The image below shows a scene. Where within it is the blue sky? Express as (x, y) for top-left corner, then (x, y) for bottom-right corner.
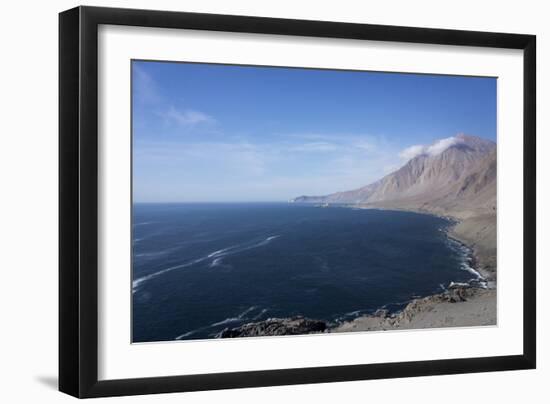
(132, 61), (496, 202)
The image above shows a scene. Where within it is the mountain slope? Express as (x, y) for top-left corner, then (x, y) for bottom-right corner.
(292, 134), (496, 219)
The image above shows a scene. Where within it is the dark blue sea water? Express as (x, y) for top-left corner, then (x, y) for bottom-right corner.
(132, 203), (475, 342)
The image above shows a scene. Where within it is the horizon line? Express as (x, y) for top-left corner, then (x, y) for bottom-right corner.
(133, 200), (291, 204)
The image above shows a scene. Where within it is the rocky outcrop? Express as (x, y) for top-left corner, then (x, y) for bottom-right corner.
(217, 316), (326, 338)
(215, 285), (495, 338)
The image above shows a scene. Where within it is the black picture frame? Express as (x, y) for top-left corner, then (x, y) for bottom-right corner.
(59, 5), (536, 398)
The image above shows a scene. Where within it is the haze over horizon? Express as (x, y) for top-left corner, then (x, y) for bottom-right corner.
(132, 61), (496, 203)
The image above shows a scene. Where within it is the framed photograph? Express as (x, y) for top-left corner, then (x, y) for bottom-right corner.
(59, 6), (536, 398)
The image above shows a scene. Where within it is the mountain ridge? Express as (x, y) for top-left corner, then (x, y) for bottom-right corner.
(292, 134), (496, 218)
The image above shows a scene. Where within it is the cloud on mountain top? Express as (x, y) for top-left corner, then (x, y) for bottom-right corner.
(399, 136), (463, 161)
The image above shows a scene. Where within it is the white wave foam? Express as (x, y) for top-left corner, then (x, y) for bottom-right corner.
(133, 235), (281, 291)
(211, 317), (241, 327)
(209, 257), (223, 267)
(210, 306), (261, 328)
(345, 310), (363, 317)
(175, 307), (264, 340)
(238, 306), (257, 319)
(207, 247), (234, 258)
(460, 262), (484, 279)
(206, 235), (280, 268)
(449, 281), (470, 288)
(252, 309), (268, 320)
(135, 250), (171, 258)
(207, 236), (279, 260)
(477, 281), (489, 289)
(133, 221), (154, 227)
(132, 256), (207, 290)
(175, 330), (197, 340)
(446, 235), (485, 282)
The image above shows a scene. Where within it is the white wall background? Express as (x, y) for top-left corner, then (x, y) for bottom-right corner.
(0, 0), (546, 402)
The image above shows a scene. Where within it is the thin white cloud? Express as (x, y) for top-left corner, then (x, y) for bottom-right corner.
(133, 65), (162, 105)
(133, 65), (215, 128)
(399, 136), (463, 161)
(133, 132), (406, 201)
(279, 133), (382, 156)
(161, 106), (214, 126)
(134, 140), (266, 177)
(353, 140), (376, 152)
(288, 142), (340, 153)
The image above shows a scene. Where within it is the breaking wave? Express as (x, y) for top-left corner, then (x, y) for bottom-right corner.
(252, 308), (268, 320)
(210, 317), (242, 327)
(446, 235), (485, 282)
(174, 306), (266, 340)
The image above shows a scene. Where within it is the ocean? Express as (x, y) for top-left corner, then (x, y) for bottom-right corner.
(132, 203), (476, 342)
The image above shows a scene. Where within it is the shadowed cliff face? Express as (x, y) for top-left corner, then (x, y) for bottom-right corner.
(292, 134), (496, 219)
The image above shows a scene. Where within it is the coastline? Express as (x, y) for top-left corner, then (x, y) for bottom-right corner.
(218, 205), (497, 339)
(218, 283), (497, 338)
(327, 205), (497, 334)
(447, 214), (497, 282)
(353, 204), (496, 281)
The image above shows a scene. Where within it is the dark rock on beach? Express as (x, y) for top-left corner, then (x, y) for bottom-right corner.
(217, 316), (326, 338)
(215, 285), (495, 338)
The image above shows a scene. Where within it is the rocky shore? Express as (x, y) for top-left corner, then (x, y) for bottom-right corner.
(217, 316), (326, 338)
(217, 283), (496, 338)
(331, 285), (496, 333)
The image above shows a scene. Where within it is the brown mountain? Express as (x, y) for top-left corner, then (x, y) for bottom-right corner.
(292, 134), (496, 219)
